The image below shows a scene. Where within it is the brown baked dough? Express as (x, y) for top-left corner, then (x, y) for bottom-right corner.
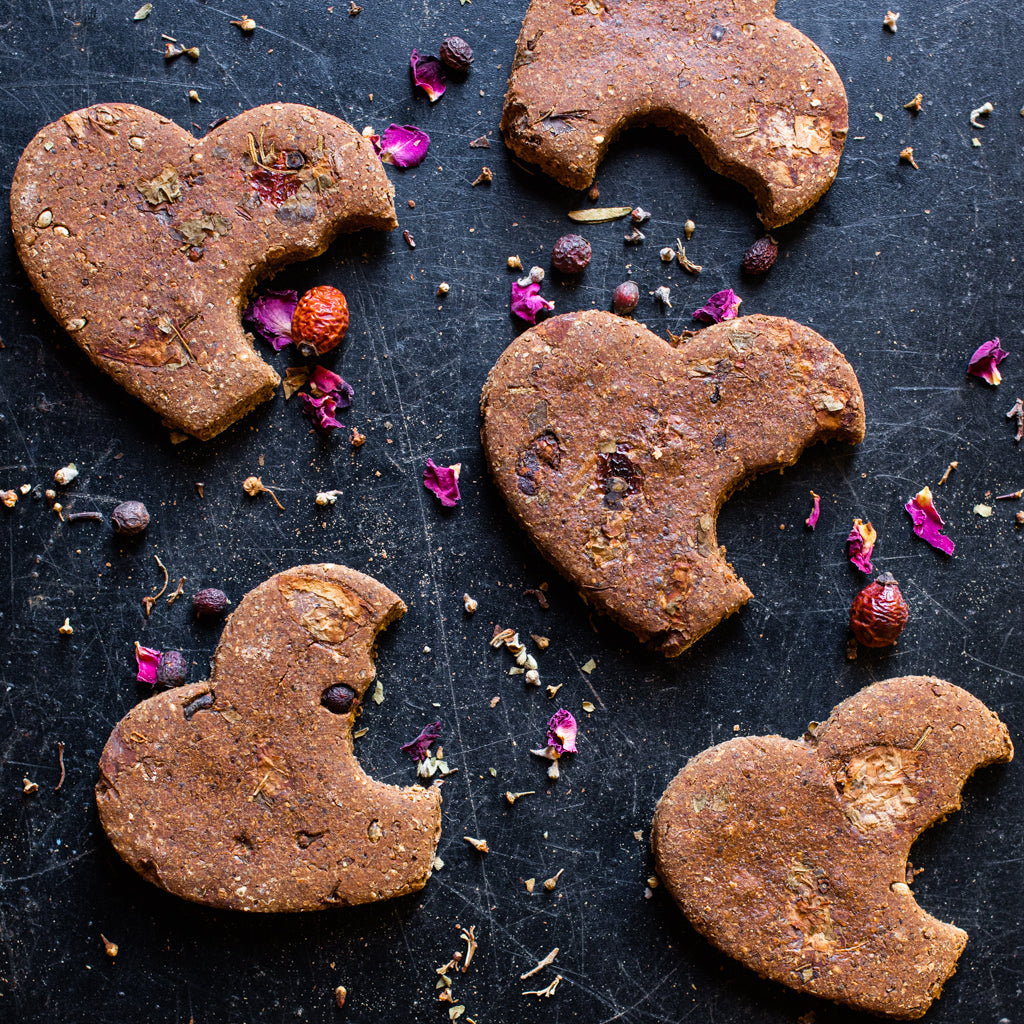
(501, 0), (848, 227)
(96, 564), (441, 912)
(652, 676), (1014, 1018)
(480, 310), (864, 656)
(11, 103), (397, 439)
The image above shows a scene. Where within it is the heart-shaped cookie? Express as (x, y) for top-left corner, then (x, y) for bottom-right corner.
(11, 103), (397, 439)
(652, 677), (1014, 1018)
(480, 310), (864, 656)
(501, 0), (848, 227)
(96, 564), (441, 912)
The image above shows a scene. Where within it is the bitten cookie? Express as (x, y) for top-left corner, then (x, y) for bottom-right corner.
(651, 677), (1014, 1018)
(480, 310), (864, 656)
(11, 103), (397, 439)
(96, 564), (441, 912)
(501, 0), (848, 227)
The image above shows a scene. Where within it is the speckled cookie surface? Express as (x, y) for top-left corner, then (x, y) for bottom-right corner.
(652, 677), (1014, 1018)
(501, 0), (848, 227)
(11, 103), (397, 439)
(96, 564), (441, 912)
(480, 310), (864, 656)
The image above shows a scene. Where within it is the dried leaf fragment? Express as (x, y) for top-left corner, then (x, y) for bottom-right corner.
(567, 206), (632, 223)
(133, 3), (152, 19)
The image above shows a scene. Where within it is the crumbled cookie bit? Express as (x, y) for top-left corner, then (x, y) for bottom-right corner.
(1, 490), (17, 508)
(334, 985), (347, 1008)
(54, 463), (78, 486)
(463, 593), (478, 614)
(351, 427), (366, 447)
(464, 836), (489, 853)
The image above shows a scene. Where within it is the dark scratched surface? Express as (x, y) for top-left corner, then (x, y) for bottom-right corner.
(0, 1), (1022, 1022)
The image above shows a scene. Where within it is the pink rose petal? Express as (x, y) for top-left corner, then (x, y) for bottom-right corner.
(309, 365), (343, 397)
(967, 337), (1008, 386)
(300, 392), (343, 431)
(546, 709), (578, 755)
(400, 720), (442, 762)
(134, 642), (161, 686)
(805, 491), (821, 530)
(375, 124), (431, 168)
(511, 279), (554, 324)
(424, 459), (461, 507)
(847, 518), (877, 573)
(905, 485), (955, 555)
(243, 288), (297, 350)
(692, 288), (742, 323)
(410, 49), (446, 102)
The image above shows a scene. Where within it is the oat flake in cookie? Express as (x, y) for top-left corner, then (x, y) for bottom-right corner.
(651, 677), (1014, 1018)
(11, 103), (397, 439)
(501, 0), (848, 228)
(96, 564), (441, 912)
(480, 310), (864, 657)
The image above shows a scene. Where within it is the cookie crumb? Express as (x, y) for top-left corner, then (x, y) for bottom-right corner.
(525, 877), (536, 893)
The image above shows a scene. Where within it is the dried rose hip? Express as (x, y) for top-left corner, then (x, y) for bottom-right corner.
(156, 650), (188, 687)
(111, 500), (150, 536)
(551, 233), (592, 275)
(291, 285), (350, 358)
(439, 35), (473, 71)
(849, 573), (909, 647)
(321, 683), (357, 714)
(193, 587), (230, 618)
(611, 281), (639, 316)
(742, 236), (779, 274)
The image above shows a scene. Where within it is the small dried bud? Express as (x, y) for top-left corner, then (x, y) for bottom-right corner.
(334, 986), (348, 1010)
(525, 668), (540, 686)
(1, 489), (17, 508)
(111, 500), (150, 536)
(741, 236), (779, 274)
(100, 935), (118, 959)
(156, 650), (188, 687)
(437, 281), (450, 297)
(463, 593), (478, 614)
(683, 219), (696, 239)
(551, 234), (591, 274)
(654, 285), (672, 309)
(528, 266), (545, 283)
(899, 145), (918, 169)
(507, 255), (523, 271)
(184, 46), (200, 59)
(623, 227), (645, 244)
(231, 16), (257, 31)
(315, 490), (342, 506)
(631, 206), (650, 224)
(45, 489), (56, 501)
(193, 587), (230, 618)
(611, 281), (640, 316)
(904, 93), (923, 112)
(188, 89), (201, 102)
(59, 617), (74, 636)
(464, 836), (489, 853)
(242, 475), (284, 509)
(23, 777), (39, 794)
(54, 463), (78, 486)
(439, 35), (474, 72)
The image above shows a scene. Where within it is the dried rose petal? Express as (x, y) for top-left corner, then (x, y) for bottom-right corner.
(374, 124), (431, 168)
(546, 709), (578, 755)
(309, 365), (343, 397)
(410, 49), (446, 102)
(424, 458), (461, 507)
(243, 288), (298, 350)
(300, 392), (342, 431)
(400, 720), (442, 762)
(511, 279), (554, 324)
(967, 337), (1008, 386)
(134, 642), (161, 686)
(692, 288), (742, 324)
(847, 518), (877, 573)
(805, 491), (821, 529)
(905, 485), (955, 555)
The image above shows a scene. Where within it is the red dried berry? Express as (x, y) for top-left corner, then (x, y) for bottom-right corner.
(849, 573), (910, 647)
(193, 587), (230, 618)
(111, 500), (150, 536)
(551, 234), (592, 275)
(291, 285), (350, 358)
(741, 236), (779, 274)
(156, 650), (188, 688)
(611, 281), (639, 316)
(439, 35), (473, 72)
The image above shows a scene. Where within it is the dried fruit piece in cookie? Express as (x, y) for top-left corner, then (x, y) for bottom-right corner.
(11, 103), (396, 440)
(96, 564), (441, 911)
(652, 676), (1013, 1018)
(481, 311), (864, 657)
(501, 0), (848, 228)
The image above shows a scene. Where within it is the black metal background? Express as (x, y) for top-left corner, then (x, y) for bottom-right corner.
(0, 2), (1021, 1022)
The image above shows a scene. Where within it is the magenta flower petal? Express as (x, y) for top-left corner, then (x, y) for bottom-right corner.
(967, 337), (1008, 386)
(410, 49), (446, 102)
(511, 280), (554, 324)
(400, 720), (442, 762)
(424, 458), (461, 507)
(310, 365), (343, 397)
(546, 709), (578, 755)
(134, 642), (161, 686)
(243, 288), (297, 350)
(805, 491), (821, 530)
(847, 518), (877, 573)
(905, 486), (955, 555)
(692, 288), (742, 323)
(375, 124), (431, 168)
(300, 392), (343, 431)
